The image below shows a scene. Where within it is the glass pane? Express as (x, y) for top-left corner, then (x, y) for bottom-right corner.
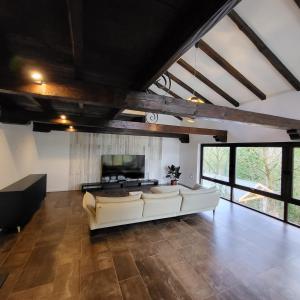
(233, 188), (284, 219)
(292, 148), (300, 200)
(235, 147), (282, 195)
(202, 147), (230, 182)
(202, 179), (231, 200)
(288, 204), (300, 226)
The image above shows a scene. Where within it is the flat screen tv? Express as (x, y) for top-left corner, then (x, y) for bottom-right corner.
(101, 155), (145, 179)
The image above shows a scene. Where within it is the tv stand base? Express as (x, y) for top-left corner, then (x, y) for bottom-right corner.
(81, 179), (158, 193)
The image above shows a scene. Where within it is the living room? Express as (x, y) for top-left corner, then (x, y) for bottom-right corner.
(1, 0), (300, 299)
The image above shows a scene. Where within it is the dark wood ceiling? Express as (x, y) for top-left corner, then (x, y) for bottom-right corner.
(0, 0), (240, 140)
(0, 0), (239, 89)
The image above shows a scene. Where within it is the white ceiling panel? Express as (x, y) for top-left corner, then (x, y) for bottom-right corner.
(235, 0), (300, 80)
(182, 47), (257, 104)
(203, 15), (292, 98)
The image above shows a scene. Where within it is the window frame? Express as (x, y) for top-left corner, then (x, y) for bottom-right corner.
(200, 142), (300, 228)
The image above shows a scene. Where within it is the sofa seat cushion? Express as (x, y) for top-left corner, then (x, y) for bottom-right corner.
(96, 193), (141, 203)
(180, 187), (219, 212)
(142, 191), (179, 199)
(143, 195), (182, 217)
(96, 200), (144, 224)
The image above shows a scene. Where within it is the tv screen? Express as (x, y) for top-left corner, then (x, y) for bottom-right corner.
(101, 155), (145, 179)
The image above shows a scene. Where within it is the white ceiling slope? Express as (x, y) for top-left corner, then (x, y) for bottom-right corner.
(151, 0), (300, 108)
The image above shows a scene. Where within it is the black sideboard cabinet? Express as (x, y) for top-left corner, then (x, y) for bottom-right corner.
(0, 174), (47, 232)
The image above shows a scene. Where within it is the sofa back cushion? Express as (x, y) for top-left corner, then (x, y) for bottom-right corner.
(180, 187), (219, 212)
(192, 184), (203, 190)
(143, 195), (182, 217)
(96, 193), (141, 203)
(150, 186), (180, 194)
(129, 191), (143, 197)
(96, 200), (144, 224)
(142, 191), (179, 199)
(180, 187), (217, 196)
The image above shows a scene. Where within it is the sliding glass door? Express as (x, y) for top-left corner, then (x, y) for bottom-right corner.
(200, 143), (300, 227)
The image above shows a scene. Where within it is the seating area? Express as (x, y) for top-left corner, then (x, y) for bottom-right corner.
(83, 185), (219, 230)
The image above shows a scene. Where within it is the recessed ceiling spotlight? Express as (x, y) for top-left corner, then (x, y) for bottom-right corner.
(187, 96), (204, 104)
(60, 115), (67, 120)
(69, 125), (74, 130)
(30, 71), (44, 84)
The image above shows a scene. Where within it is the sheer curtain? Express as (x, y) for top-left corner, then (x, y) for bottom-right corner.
(69, 133), (162, 190)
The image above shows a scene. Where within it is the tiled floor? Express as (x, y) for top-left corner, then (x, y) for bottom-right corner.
(1, 190), (300, 299)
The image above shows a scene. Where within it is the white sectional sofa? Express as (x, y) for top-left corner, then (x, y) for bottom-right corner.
(82, 185), (219, 231)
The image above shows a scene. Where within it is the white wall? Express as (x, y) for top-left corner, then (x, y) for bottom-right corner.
(0, 123), (70, 192)
(0, 116), (181, 191)
(158, 114), (181, 183)
(179, 91), (300, 187)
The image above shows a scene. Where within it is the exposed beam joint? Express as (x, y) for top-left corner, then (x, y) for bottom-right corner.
(154, 83), (183, 121)
(155, 82), (180, 99)
(229, 10), (300, 90)
(137, 0), (241, 89)
(177, 58), (239, 107)
(1, 108), (222, 137)
(1, 81), (300, 130)
(196, 40), (266, 100)
(166, 72), (213, 104)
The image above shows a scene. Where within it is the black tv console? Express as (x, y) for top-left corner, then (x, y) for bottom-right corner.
(81, 179), (158, 193)
(0, 174), (47, 232)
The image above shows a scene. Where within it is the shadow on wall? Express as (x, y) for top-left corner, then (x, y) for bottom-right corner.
(0, 123), (38, 189)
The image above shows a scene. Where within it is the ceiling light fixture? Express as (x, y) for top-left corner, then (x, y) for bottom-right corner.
(30, 71), (44, 84)
(69, 126), (74, 130)
(60, 115), (67, 120)
(187, 96), (205, 104)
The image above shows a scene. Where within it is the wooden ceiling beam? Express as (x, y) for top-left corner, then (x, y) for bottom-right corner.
(153, 83), (183, 121)
(136, 0), (240, 89)
(1, 80), (300, 130)
(155, 82), (180, 99)
(177, 58), (240, 107)
(196, 40), (266, 100)
(166, 72), (213, 104)
(32, 122), (191, 142)
(229, 10), (300, 91)
(66, 0), (83, 78)
(295, 0), (300, 8)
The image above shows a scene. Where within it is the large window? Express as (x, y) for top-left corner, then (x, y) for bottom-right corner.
(288, 204), (300, 226)
(233, 189), (284, 219)
(202, 179), (231, 200)
(235, 147), (282, 194)
(202, 146), (230, 182)
(292, 148), (300, 200)
(201, 143), (300, 227)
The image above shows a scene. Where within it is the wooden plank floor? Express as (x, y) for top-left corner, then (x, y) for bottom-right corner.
(1, 190), (300, 299)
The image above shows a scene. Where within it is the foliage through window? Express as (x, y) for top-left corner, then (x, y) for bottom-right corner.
(233, 189), (284, 219)
(235, 147), (282, 195)
(202, 179), (231, 200)
(293, 148), (300, 200)
(288, 204), (300, 226)
(202, 146), (229, 182)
